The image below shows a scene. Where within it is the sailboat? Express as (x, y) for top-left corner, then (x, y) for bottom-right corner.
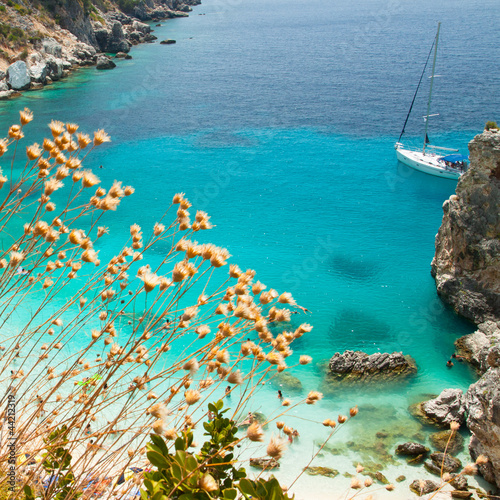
(394, 23), (468, 180)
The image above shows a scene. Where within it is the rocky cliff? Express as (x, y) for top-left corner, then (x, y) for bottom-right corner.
(431, 129), (500, 324)
(0, 0), (200, 98)
(432, 129), (500, 489)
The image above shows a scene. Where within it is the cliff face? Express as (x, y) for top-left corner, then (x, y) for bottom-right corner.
(431, 129), (500, 324)
(432, 129), (500, 488)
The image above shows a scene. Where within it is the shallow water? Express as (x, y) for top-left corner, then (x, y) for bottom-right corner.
(1, 0), (499, 496)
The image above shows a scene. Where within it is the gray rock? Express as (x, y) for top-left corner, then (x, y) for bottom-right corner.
(466, 368), (500, 487)
(0, 71), (5, 80)
(450, 474), (469, 491)
(29, 62), (49, 83)
(0, 80), (8, 92)
(42, 38), (62, 58)
(423, 461), (442, 476)
(0, 90), (18, 100)
(395, 442), (429, 456)
(431, 130), (500, 324)
(96, 55), (116, 70)
(132, 20), (151, 34)
(45, 56), (64, 81)
(430, 452), (462, 473)
(409, 479), (439, 496)
(160, 39), (177, 44)
(328, 350), (417, 381)
(421, 389), (466, 426)
(108, 21), (130, 53)
(6, 61), (31, 90)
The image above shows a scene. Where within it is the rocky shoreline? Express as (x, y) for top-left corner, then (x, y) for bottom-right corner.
(432, 129), (500, 490)
(0, 0), (201, 100)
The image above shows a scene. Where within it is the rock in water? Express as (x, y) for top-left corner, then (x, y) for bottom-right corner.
(328, 350), (416, 382)
(160, 39), (176, 44)
(304, 466), (338, 478)
(395, 442), (429, 456)
(6, 61), (31, 90)
(430, 452), (462, 473)
(96, 55), (116, 70)
(429, 430), (464, 454)
(249, 458), (279, 469)
(419, 389), (466, 426)
(409, 479), (439, 496)
(431, 129), (500, 325)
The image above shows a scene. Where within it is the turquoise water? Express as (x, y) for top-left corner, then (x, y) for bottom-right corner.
(1, 0), (499, 496)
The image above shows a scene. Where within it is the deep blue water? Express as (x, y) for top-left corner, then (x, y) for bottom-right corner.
(1, 0), (499, 494)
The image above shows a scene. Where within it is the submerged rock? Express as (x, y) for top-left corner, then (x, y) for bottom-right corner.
(431, 129), (500, 324)
(395, 442), (429, 456)
(250, 458), (279, 469)
(273, 371), (303, 392)
(328, 350), (417, 382)
(430, 452), (462, 473)
(429, 430), (464, 454)
(304, 466), (338, 478)
(409, 479), (439, 496)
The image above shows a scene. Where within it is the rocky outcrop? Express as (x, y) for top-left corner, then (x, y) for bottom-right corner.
(455, 320), (500, 374)
(6, 61), (31, 90)
(0, 0), (199, 95)
(96, 55), (116, 70)
(431, 130), (500, 324)
(328, 350), (417, 381)
(465, 367), (500, 487)
(412, 389), (466, 427)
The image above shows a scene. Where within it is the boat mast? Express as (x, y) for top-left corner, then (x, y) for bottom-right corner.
(423, 22), (440, 154)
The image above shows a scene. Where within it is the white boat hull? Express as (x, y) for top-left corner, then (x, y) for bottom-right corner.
(396, 147), (463, 180)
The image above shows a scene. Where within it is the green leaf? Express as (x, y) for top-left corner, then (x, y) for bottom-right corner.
(215, 400), (224, 411)
(238, 478), (257, 498)
(185, 455), (198, 472)
(146, 450), (170, 470)
(222, 488), (238, 499)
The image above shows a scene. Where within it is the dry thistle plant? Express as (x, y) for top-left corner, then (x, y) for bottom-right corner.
(0, 110), (338, 499)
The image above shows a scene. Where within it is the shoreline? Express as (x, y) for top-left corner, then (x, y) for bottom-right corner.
(0, 0), (201, 101)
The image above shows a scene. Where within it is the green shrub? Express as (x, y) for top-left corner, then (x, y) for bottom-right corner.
(485, 121), (498, 131)
(143, 401), (293, 500)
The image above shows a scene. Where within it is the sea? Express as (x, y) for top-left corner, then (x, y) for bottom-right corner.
(1, 0), (499, 497)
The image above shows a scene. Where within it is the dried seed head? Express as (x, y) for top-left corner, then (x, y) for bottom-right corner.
(247, 422), (264, 442)
(185, 390), (201, 406)
(266, 435), (287, 460)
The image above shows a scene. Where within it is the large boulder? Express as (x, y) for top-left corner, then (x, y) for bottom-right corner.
(465, 367), (500, 487)
(431, 130), (500, 324)
(131, 20), (151, 34)
(6, 61), (31, 90)
(108, 21), (130, 53)
(45, 56), (64, 81)
(419, 389), (466, 426)
(42, 38), (62, 58)
(96, 55), (116, 70)
(328, 350), (416, 382)
(29, 62), (49, 83)
(455, 320), (500, 374)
